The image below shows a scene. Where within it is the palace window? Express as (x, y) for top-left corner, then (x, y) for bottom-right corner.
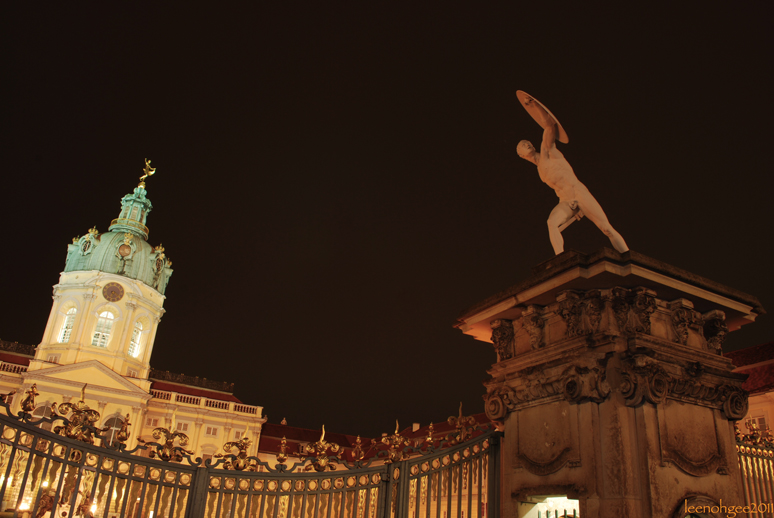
(103, 416), (125, 447)
(126, 369), (138, 378)
(177, 422), (190, 433)
(128, 321), (143, 357)
(234, 430), (243, 440)
(47, 354), (60, 364)
(91, 311), (115, 348)
(31, 405), (54, 431)
(58, 308), (77, 343)
(146, 417), (159, 427)
(205, 426), (218, 437)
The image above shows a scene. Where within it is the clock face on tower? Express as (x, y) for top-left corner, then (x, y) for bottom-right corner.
(102, 282), (125, 302)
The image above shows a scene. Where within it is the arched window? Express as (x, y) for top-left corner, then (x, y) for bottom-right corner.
(31, 404), (54, 431)
(128, 322), (143, 357)
(102, 416), (125, 448)
(57, 308), (77, 343)
(91, 311), (115, 348)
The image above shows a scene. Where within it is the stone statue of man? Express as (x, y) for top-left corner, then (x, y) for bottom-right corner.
(516, 91), (628, 255)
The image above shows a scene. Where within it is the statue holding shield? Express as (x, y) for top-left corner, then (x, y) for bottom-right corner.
(516, 91), (628, 255)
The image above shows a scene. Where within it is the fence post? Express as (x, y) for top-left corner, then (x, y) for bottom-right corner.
(186, 466), (211, 518)
(488, 434), (500, 518)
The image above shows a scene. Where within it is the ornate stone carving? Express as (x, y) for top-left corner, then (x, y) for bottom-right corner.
(485, 358), (609, 417)
(611, 287), (657, 336)
(703, 310), (728, 355)
(561, 362), (610, 404)
(621, 354), (749, 420)
(558, 292), (583, 338)
(670, 299), (700, 345)
(490, 319), (515, 361)
(557, 290), (604, 339)
(620, 360), (671, 406)
(523, 305), (544, 349)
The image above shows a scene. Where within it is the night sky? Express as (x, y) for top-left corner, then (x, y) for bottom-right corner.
(3, 5), (772, 438)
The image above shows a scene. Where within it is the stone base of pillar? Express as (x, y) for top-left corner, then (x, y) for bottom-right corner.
(455, 249), (764, 518)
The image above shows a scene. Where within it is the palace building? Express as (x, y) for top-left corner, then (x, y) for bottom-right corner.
(0, 175), (268, 462)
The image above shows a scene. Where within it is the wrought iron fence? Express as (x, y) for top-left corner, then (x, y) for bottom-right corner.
(0, 400), (500, 518)
(737, 441), (774, 518)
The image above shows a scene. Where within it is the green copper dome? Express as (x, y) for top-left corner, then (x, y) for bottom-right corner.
(64, 185), (173, 295)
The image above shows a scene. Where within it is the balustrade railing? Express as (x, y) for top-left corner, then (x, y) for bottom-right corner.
(0, 362), (27, 374)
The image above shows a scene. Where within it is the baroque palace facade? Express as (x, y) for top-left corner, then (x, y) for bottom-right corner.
(0, 172), (271, 463)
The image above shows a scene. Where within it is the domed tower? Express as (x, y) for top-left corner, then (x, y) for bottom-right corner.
(30, 160), (173, 389)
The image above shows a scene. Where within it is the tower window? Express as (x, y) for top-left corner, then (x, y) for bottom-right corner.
(128, 321), (143, 357)
(91, 311), (115, 348)
(58, 308), (77, 343)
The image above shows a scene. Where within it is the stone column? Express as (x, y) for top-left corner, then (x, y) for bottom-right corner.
(456, 250), (762, 518)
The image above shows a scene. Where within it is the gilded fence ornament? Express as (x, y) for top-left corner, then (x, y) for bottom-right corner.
(53, 398), (101, 444)
(276, 436), (289, 464)
(21, 384), (39, 413)
(381, 420), (411, 464)
(217, 436), (255, 471)
(738, 420), (774, 447)
(299, 425), (341, 472)
(447, 403), (477, 445)
(115, 414), (131, 444)
(150, 427), (194, 462)
(352, 436), (365, 461)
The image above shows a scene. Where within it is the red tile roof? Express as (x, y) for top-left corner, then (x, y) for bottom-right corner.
(0, 352), (31, 366)
(150, 381), (243, 403)
(739, 363), (774, 394)
(725, 341), (774, 368)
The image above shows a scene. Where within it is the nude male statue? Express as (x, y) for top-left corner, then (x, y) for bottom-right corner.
(516, 92), (629, 255)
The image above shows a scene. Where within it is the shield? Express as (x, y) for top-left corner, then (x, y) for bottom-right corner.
(516, 90), (569, 144)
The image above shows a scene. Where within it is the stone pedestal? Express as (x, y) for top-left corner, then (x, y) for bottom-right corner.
(455, 249), (764, 518)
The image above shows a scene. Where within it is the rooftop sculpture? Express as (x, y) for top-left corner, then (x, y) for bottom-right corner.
(516, 91), (628, 255)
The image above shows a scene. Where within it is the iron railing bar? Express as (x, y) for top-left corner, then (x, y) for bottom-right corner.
(272, 483), (283, 518)
(214, 483), (225, 518)
(50, 449), (71, 518)
(64, 454), (87, 518)
(0, 427), (21, 504)
(167, 481), (181, 518)
(151, 480), (166, 518)
(29, 445), (55, 518)
(467, 458), (473, 518)
(456, 462), (463, 518)
(137, 478), (151, 518)
(101, 466), (119, 518)
(117, 472), (133, 518)
(13, 437), (38, 512)
(299, 485), (309, 518)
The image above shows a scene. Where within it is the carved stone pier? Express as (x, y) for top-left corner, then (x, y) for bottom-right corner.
(455, 249), (764, 518)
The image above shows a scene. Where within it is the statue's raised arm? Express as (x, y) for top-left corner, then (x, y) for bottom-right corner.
(515, 90), (629, 255)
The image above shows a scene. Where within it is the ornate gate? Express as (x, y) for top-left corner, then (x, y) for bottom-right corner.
(0, 401), (499, 518)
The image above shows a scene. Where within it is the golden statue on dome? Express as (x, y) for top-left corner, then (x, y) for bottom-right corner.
(139, 158), (156, 187)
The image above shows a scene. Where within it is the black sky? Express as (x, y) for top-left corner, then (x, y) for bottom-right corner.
(3, 4), (772, 438)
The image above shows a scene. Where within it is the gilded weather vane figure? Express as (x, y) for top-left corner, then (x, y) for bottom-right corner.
(139, 158), (156, 187)
(516, 91), (628, 255)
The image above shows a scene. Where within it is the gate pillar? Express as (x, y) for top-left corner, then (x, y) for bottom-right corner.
(455, 250), (763, 518)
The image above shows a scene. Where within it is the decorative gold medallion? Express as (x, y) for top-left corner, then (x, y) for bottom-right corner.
(102, 282), (125, 302)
